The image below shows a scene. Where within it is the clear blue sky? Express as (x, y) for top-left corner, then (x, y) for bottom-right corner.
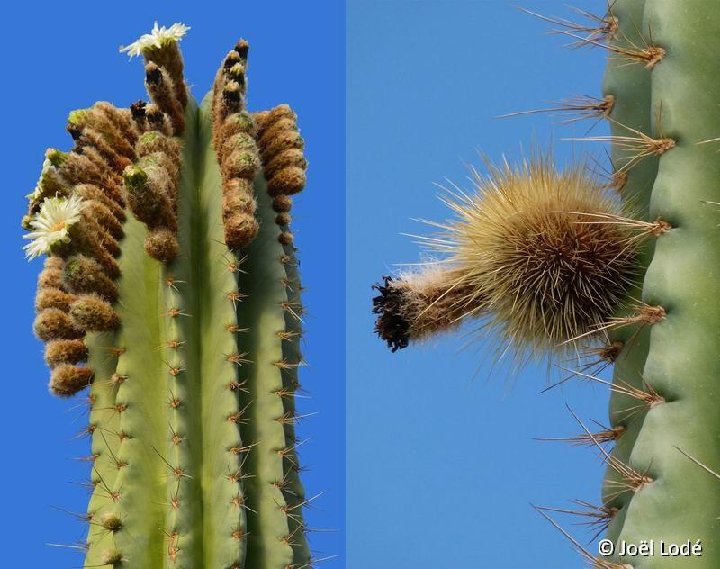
(347, 1), (613, 567)
(0, 1), (344, 566)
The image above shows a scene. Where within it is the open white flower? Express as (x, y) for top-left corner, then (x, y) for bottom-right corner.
(23, 194), (85, 260)
(120, 22), (190, 58)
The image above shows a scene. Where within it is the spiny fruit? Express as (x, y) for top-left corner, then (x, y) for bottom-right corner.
(373, 153), (639, 358)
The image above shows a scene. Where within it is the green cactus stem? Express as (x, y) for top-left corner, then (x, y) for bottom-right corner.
(600, 2), (720, 566)
(24, 23), (312, 569)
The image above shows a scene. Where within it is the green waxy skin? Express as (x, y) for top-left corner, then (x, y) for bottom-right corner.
(605, 2), (720, 566)
(23, 30), (311, 569)
(601, 0), (658, 545)
(80, 95), (310, 568)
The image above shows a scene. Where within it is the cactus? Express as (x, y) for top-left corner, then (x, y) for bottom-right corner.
(24, 23), (314, 568)
(372, 1), (720, 566)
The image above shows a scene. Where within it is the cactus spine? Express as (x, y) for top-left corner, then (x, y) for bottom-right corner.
(25, 24), (312, 568)
(602, 1), (720, 566)
(372, 1), (720, 566)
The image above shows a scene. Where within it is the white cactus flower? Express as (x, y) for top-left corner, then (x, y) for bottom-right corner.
(23, 194), (85, 259)
(120, 22), (190, 58)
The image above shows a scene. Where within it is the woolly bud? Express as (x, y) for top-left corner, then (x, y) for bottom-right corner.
(135, 131), (182, 175)
(267, 167), (306, 197)
(39, 257), (67, 290)
(222, 179), (257, 214)
(145, 62), (185, 134)
(145, 227), (178, 262)
(222, 81), (243, 114)
(255, 104), (295, 133)
(63, 255), (118, 301)
(34, 308), (84, 341)
(123, 165), (174, 229)
(50, 364), (94, 397)
(145, 104), (171, 135)
(224, 215), (259, 250)
(73, 184), (126, 223)
(69, 294), (121, 331)
(35, 287), (76, 312)
(275, 212), (292, 226)
(222, 146), (260, 181)
(264, 148), (308, 180)
(278, 231), (294, 246)
(272, 195), (293, 213)
(260, 130), (304, 159)
(225, 112), (255, 136)
(45, 339), (88, 367)
(82, 201), (124, 240)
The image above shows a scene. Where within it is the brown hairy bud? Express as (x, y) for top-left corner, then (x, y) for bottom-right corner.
(69, 294), (121, 331)
(73, 184), (126, 223)
(50, 364), (94, 396)
(272, 195), (293, 213)
(218, 112), (256, 150)
(145, 104), (172, 136)
(259, 130), (304, 160)
(34, 308), (84, 341)
(123, 165), (175, 230)
(267, 167), (306, 197)
(63, 255), (118, 301)
(135, 132), (182, 178)
(142, 41), (187, 108)
(221, 147), (260, 181)
(264, 148), (308, 180)
(145, 62), (185, 134)
(35, 287), (76, 312)
(223, 214), (259, 250)
(278, 231), (294, 246)
(45, 339), (89, 367)
(145, 228), (178, 262)
(275, 212), (292, 226)
(39, 256), (67, 290)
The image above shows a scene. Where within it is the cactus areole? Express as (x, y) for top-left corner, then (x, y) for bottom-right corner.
(24, 24), (314, 568)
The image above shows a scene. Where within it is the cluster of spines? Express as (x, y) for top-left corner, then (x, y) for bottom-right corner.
(517, 2), (681, 565)
(255, 105), (307, 246)
(211, 40), (263, 250)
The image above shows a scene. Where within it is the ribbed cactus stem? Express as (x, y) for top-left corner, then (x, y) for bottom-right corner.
(601, 0), (659, 543)
(25, 23), (312, 569)
(604, 2), (720, 566)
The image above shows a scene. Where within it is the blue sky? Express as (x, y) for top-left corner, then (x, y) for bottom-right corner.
(347, 1), (614, 567)
(0, 1), (343, 566)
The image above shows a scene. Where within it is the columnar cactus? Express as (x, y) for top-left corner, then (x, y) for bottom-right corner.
(372, 1), (720, 566)
(24, 23), (313, 568)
